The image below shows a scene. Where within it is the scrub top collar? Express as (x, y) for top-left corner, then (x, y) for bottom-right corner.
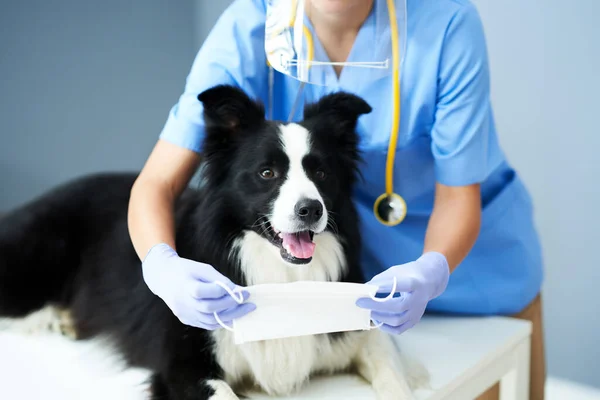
(300, 6), (387, 91)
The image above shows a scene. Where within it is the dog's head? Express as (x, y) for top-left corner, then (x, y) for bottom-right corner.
(197, 85), (371, 266)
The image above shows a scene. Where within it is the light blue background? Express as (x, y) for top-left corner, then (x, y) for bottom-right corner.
(471, 0), (600, 388)
(0, 0), (598, 389)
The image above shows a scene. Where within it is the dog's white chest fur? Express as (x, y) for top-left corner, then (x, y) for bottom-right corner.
(212, 329), (365, 395)
(211, 230), (355, 395)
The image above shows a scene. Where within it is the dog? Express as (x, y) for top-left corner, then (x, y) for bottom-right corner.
(0, 85), (426, 399)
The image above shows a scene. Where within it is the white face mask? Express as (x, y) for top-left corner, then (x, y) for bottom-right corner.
(214, 280), (396, 344)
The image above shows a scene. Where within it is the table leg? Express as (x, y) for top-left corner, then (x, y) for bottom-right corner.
(500, 339), (531, 400)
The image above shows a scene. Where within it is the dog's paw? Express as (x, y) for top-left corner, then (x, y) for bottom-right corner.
(206, 380), (240, 400)
(56, 309), (78, 340)
(400, 352), (431, 391)
(369, 364), (416, 400)
(373, 379), (416, 400)
(1, 306), (77, 339)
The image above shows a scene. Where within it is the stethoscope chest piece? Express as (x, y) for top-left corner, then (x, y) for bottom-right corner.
(373, 192), (407, 226)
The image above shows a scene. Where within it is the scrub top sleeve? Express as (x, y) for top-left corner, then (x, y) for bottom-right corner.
(430, 4), (493, 187)
(159, 0), (268, 153)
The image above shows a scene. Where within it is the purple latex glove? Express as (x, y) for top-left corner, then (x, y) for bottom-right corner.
(356, 252), (450, 335)
(142, 243), (256, 330)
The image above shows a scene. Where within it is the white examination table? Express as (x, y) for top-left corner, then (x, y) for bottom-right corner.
(0, 315), (531, 400)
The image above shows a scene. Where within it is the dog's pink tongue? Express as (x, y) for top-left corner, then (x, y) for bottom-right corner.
(281, 232), (315, 259)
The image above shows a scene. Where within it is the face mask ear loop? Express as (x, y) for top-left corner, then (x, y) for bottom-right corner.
(370, 320), (384, 329)
(212, 281), (245, 332)
(214, 280), (245, 304)
(368, 276), (397, 303)
(214, 312), (235, 332)
(367, 276), (397, 330)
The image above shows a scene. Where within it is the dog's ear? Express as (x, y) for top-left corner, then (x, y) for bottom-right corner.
(303, 92), (372, 133)
(303, 92), (371, 184)
(197, 84), (265, 134)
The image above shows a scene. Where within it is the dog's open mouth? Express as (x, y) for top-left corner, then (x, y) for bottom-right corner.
(263, 224), (316, 265)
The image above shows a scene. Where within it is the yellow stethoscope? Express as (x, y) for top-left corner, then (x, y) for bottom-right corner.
(267, 0), (407, 227)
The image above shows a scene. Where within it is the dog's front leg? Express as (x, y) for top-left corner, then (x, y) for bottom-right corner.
(150, 370), (239, 400)
(354, 329), (416, 400)
(203, 379), (240, 400)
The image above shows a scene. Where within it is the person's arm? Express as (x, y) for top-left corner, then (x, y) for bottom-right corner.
(128, 140), (201, 260)
(424, 2), (492, 273)
(127, 0), (267, 329)
(357, 3), (493, 335)
(128, 0), (268, 261)
(423, 182), (481, 272)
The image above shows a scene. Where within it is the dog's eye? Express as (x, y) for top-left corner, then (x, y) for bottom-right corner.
(315, 170), (326, 180)
(259, 168), (275, 179)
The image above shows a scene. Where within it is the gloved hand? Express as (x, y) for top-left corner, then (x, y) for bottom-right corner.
(356, 252), (450, 335)
(142, 243), (256, 330)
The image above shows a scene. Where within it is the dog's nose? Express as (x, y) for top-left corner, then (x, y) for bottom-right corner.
(295, 199), (323, 224)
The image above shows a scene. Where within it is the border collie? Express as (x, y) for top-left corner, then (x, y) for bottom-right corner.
(0, 85), (424, 399)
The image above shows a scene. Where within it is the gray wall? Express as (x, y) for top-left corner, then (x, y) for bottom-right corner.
(194, 1), (232, 52)
(1, 0), (598, 389)
(471, 0), (600, 388)
(0, 0), (196, 210)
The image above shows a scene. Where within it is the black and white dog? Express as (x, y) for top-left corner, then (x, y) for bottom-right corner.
(0, 85), (425, 399)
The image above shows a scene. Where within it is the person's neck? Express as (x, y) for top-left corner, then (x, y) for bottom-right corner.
(308, 1), (373, 76)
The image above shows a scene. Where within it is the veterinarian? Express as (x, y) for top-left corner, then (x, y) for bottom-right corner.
(127, 1), (545, 398)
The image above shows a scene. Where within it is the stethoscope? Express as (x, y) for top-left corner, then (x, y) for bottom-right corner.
(268, 0), (407, 227)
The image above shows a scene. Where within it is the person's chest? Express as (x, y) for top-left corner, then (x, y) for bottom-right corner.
(269, 2), (457, 153)
(265, 1), (461, 203)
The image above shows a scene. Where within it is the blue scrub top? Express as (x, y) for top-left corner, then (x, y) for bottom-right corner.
(159, 0), (544, 315)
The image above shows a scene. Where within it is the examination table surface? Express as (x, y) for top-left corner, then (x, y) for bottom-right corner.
(0, 315), (532, 400)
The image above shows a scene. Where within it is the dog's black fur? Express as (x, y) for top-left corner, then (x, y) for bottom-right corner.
(0, 85), (373, 399)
